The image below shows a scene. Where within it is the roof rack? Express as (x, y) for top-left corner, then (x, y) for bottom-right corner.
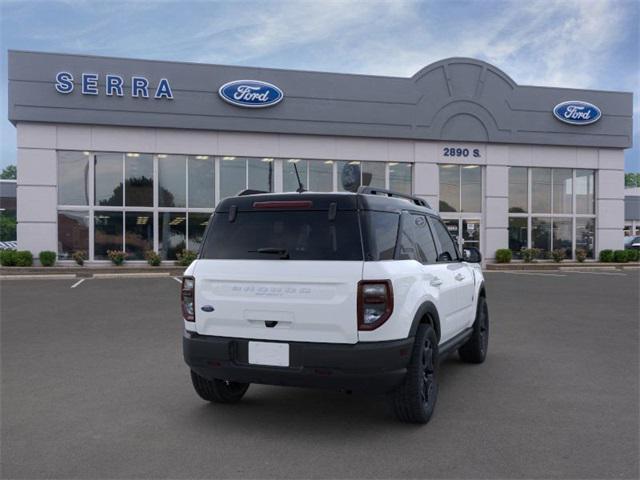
(237, 189), (268, 196)
(357, 186), (431, 208)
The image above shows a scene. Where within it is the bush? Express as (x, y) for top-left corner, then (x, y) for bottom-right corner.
(613, 250), (628, 263)
(145, 250), (161, 266)
(599, 249), (614, 262)
(15, 250), (33, 267)
(39, 250), (56, 267)
(521, 248), (540, 263)
(0, 249), (17, 266)
(551, 249), (565, 263)
(175, 249), (197, 267)
(575, 249), (587, 263)
(72, 250), (87, 266)
(495, 249), (512, 263)
(626, 249), (639, 262)
(107, 250), (127, 266)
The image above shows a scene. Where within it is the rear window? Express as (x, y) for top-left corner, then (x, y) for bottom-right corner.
(201, 210), (363, 260)
(361, 211), (400, 260)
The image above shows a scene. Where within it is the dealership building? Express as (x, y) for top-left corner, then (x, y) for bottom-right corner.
(7, 50), (633, 262)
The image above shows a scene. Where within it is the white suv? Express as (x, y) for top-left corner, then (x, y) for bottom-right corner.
(182, 187), (488, 424)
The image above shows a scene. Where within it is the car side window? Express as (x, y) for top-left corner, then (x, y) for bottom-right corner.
(397, 213), (437, 264)
(429, 217), (459, 262)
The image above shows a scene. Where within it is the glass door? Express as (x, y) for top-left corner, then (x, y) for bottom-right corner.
(441, 218), (481, 255)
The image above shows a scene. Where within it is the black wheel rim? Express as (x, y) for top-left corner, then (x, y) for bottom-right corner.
(479, 303), (489, 355)
(421, 338), (436, 407)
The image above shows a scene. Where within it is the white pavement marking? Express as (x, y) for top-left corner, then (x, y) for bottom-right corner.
(567, 270), (627, 276)
(70, 278), (86, 288)
(491, 271), (567, 277)
(173, 277), (182, 283)
(0, 274), (76, 280)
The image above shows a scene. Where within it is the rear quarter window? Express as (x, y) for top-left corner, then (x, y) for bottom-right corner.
(361, 211), (400, 261)
(200, 210), (363, 261)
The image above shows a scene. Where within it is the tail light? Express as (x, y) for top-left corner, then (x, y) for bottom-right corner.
(181, 276), (195, 322)
(357, 280), (393, 330)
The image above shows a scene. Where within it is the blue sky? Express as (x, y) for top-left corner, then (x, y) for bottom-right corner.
(1, 0), (638, 171)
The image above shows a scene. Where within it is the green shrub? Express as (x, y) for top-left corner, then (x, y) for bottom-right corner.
(599, 249), (614, 262)
(575, 249), (588, 263)
(72, 250), (87, 266)
(626, 249), (639, 262)
(107, 250), (127, 266)
(521, 248), (542, 263)
(495, 249), (512, 263)
(39, 250), (57, 267)
(15, 250), (33, 267)
(551, 249), (565, 263)
(175, 249), (197, 267)
(0, 249), (17, 266)
(613, 250), (628, 263)
(145, 250), (161, 266)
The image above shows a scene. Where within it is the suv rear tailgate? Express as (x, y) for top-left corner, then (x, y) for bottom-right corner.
(193, 260), (362, 344)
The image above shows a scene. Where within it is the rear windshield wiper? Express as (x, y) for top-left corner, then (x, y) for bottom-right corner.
(250, 247), (290, 259)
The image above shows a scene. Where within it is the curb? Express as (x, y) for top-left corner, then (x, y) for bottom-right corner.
(486, 262), (638, 271)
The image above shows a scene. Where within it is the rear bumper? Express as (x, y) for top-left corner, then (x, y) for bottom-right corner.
(183, 331), (414, 393)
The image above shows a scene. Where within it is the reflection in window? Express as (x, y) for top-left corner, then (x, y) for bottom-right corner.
(552, 217), (572, 257)
(188, 156), (215, 208)
(508, 217), (527, 258)
(219, 157), (246, 199)
(125, 153), (153, 207)
(552, 169), (572, 214)
(158, 155), (186, 207)
(508, 167), (528, 213)
(309, 160), (333, 192)
(531, 168), (551, 213)
(125, 212), (153, 260)
(159, 212), (186, 260)
(188, 212), (211, 251)
(284, 159), (308, 192)
(58, 211), (89, 259)
(461, 165), (482, 213)
(248, 158), (273, 192)
(576, 218), (595, 258)
(439, 165), (459, 212)
(338, 161), (361, 192)
(362, 162), (385, 188)
(94, 211), (123, 259)
(389, 163), (412, 194)
(531, 217), (551, 256)
(58, 151), (90, 205)
(95, 153), (123, 206)
(575, 170), (595, 214)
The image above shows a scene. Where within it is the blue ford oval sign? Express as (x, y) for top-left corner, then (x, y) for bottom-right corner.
(553, 101), (601, 125)
(218, 80), (283, 108)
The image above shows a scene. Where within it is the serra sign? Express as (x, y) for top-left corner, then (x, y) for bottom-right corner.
(55, 72), (174, 99)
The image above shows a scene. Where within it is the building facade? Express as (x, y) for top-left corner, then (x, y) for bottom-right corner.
(625, 187), (640, 236)
(7, 51), (633, 262)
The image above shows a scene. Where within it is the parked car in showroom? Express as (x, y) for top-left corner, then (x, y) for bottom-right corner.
(181, 187), (488, 424)
(624, 236), (640, 250)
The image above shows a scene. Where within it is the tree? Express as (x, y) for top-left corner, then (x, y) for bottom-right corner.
(625, 172), (640, 188)
(0, 165), (16, 180)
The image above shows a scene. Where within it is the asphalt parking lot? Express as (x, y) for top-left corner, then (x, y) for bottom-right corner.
(1, 270), (638, 479)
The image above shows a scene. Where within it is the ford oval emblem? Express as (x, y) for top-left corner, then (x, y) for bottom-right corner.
(218, 79), (284, 108)
(553, 101), (601, 125)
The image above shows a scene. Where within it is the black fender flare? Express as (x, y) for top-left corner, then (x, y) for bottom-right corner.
(408, 301), (441, 341)
(478, 280), (486, 299)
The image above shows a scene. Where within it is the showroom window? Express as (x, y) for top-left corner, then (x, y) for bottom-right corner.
(438, 164), (482, 213)
(508, 168), (596, 259)
(56, 152), (412, 261)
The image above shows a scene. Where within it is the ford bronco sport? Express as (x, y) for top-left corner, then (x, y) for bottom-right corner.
(182, 187), (488, 424)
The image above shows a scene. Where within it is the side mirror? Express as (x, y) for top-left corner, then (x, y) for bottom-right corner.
(463, 247), (482, 263)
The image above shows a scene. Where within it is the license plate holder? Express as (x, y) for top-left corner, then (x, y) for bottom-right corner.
(248, 341), (290, 367)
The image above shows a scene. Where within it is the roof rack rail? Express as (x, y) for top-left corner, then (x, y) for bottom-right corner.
(237, 189), (268, 196)
(357, 186), (431, 208)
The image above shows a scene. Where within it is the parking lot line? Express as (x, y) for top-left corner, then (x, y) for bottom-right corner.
(173, 276), (182, 283)
(567, 270), (627, 276)
(70, 278), (86, 288)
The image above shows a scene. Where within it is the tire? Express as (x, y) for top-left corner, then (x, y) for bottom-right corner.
(458, 295), (489, 364)
(388, 324), (439, 424)
(190, 370), (250, 404)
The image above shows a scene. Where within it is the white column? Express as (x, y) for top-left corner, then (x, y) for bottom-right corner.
(484, 165), (509, 261)
(596, 149), (625, 253)
(413, 141), (438, 209)
(16, 123), (58, 259)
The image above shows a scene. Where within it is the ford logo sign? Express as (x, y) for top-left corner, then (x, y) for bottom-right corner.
(553, 101), (601, 125)
(218, 80), (283, 108)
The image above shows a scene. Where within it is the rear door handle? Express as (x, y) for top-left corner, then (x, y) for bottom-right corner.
(454, 273), (465, 281)
(430, 277), (443, 287)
